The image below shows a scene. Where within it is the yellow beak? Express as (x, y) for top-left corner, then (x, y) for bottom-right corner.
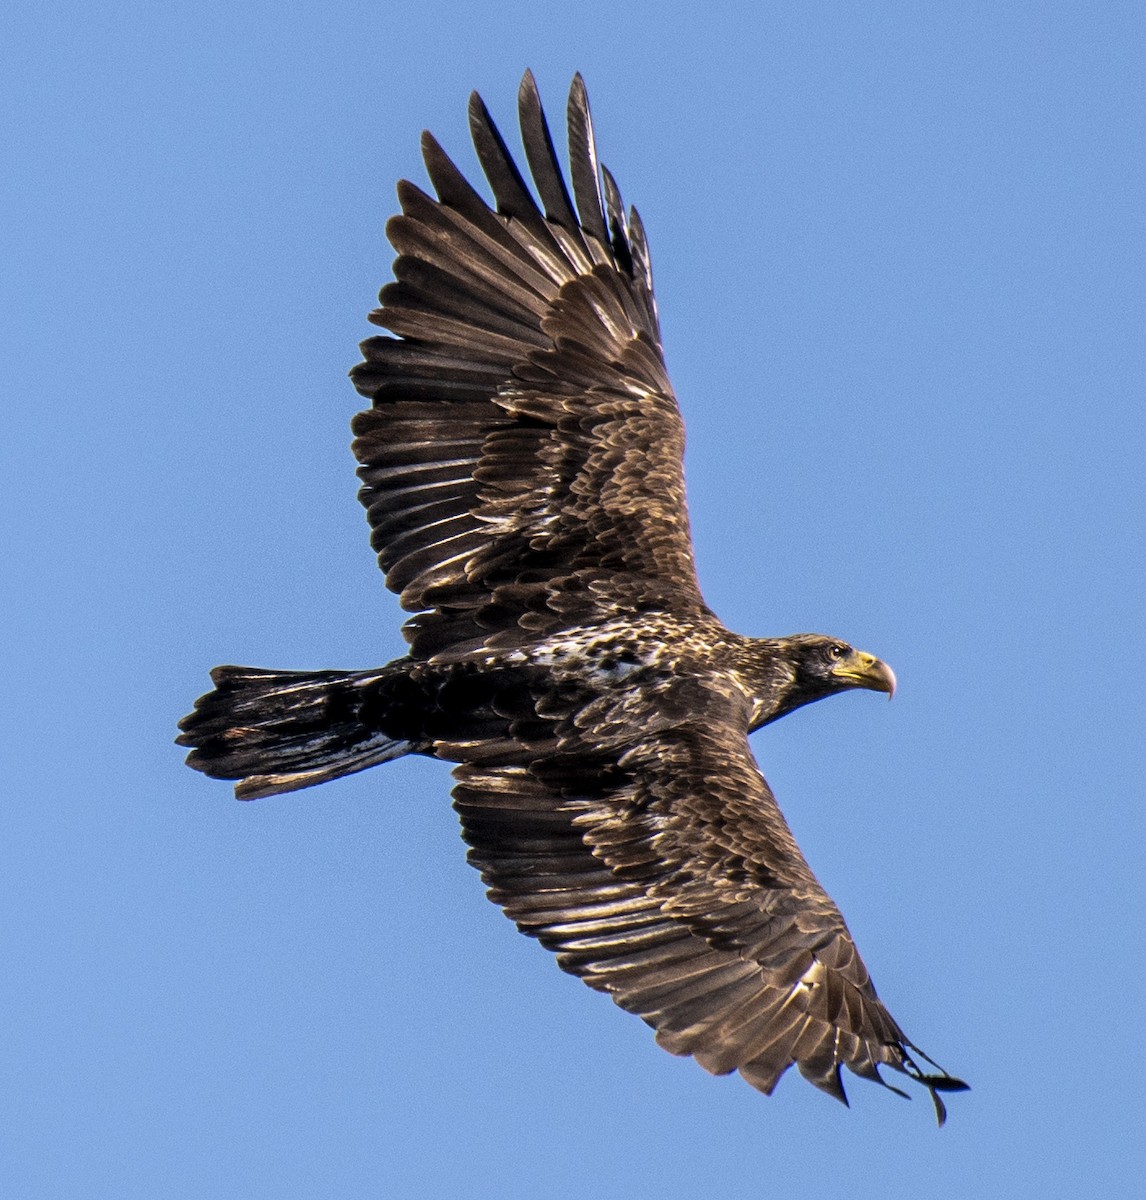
(830, 650), (897, 698)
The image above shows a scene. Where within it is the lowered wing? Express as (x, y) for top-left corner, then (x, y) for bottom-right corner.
(453, 695), (966, 1120)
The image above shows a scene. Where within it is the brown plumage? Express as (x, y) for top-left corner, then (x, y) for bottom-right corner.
(178, 72), (966, 1121)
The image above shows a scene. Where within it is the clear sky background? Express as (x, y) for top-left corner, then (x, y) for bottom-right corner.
(4, 2), (1144, 1197)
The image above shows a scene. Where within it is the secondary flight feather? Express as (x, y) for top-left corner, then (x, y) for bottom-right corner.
(178, 72), (967, 1121)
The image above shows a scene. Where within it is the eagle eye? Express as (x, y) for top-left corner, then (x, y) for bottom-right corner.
(827, 643), (847, 661)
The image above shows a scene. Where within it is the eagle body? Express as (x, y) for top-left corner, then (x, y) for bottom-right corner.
(179, 73), (965, 1121)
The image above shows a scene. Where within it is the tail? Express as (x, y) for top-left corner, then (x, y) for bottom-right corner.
(177, 665), (413, 800)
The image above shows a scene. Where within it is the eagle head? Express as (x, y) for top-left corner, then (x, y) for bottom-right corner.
(787, 634), (896, 703)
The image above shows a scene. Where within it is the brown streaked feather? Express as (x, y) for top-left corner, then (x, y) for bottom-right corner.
(451, 713), (960, 1115)
(566, 74), (611, 251)
(517, 72), (581, 237)
(350, 74), (702, 660)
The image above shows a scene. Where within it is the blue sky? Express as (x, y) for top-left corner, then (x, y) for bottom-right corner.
(5, 2), (1144, 1196)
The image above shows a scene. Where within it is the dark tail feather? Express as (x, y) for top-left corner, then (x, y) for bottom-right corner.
(177, 665), (412, 800)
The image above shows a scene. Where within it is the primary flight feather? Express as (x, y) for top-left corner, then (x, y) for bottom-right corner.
(178, 72), (966, 1121)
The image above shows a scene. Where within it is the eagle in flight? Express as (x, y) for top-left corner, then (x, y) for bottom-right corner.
(179, 73), (966, 1122)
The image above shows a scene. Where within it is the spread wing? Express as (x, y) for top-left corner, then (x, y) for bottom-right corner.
(452, 704), (966, 1120)
(350, 73), (708, 662)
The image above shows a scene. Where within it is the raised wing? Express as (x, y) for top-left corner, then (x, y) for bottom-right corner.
(350, 73), (709, 661)
(453, 706), (966, 1120)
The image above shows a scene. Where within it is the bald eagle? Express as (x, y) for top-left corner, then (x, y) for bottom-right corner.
(179, 73), (966, 1122)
